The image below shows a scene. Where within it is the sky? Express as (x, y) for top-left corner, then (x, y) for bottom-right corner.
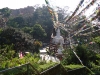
(0, 0), (99, 17)
(0, 0), (80, 10)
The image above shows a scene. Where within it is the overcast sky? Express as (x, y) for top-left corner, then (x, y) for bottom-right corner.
(0, 0), (80, 10)
(0, 0), (99, 17)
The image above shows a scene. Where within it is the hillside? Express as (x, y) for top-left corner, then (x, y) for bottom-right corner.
(10, 6), (35, 18)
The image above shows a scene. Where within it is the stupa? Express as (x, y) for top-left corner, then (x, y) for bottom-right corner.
(52, 27), (64, 54)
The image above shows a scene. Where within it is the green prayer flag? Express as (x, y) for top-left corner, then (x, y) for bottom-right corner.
(45, 0), (49, 4)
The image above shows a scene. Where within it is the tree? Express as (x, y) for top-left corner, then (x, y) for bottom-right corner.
(93, 36), (100, 47)
(32, 24), (47, 41)
(33, 40), (42, 53)
(0, 27), (35, 53)
(32, 6), (54, 42)
(0, 7), (11, 18)
(0, 7), (11, 27)
(7, 16), (25, 28)
(22, 26), (32, 34)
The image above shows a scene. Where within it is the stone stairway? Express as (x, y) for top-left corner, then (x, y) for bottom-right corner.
(39, 47), (60, 63)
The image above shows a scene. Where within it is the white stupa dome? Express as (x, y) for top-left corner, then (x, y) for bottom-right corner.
(52, 28), (64, 45)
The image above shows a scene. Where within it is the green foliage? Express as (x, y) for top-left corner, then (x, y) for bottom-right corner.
(1, 5), (100, 75)
(0, 27), (35, 53)
(64, 64), (84, 70)
(33, 40), (42, 53)
(0, 28), (3, 33)
(62, 44), (100, 66)
(91, 65), (100, 75)
(7, 16), (25, 28)
(0, 53), (38, 69)
(61, 44), (100, 74)
(0, 53), (58, 75)
(0, 44), (15, 60)
(93, 36), (100, 47)
(63, 65), (94, 75)
(7, 20), (18, 28)
(7, 6), (54, 42)
(32, 24), (47, 40)
(38, 62), (57, 72)
(22, 26), (32, 33)
(75, 45), (96, 66)
(0, 7), (11, 18)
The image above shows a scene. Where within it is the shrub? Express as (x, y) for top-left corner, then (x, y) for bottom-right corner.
(33, 40), (42, 53)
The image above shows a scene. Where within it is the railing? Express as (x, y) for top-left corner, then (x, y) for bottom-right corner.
(40, 64), (62, 75)
(0, 63), (40, 75)
(63, 65), (95, 75)
(0, 63), (95, 75)
(0, 63), (62, 75)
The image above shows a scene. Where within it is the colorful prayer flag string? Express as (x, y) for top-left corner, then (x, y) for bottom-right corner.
(45, 0), (59, 29)
(65, 0), (84, 23)
(78, 0), (97, 16)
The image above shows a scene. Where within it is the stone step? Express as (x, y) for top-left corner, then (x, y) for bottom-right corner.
(39, 47), (60, 63)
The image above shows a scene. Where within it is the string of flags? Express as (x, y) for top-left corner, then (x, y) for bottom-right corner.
(45, 0), (55, 20)
(78, 0), (97, 16)
(65, 0), (98, 25)
(45, 0), (99, 25)
(65, 0), (84, 23)
(91, 5), (100, 21)
(45, 0), (58, 29)
(71, 23), (100, 38)
(79, 28), (100, 36)
(45, 0), (100, 64)
(45, 0), (100, 37)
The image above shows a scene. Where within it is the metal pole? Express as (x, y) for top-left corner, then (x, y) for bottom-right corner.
(68, 32), (84, 66)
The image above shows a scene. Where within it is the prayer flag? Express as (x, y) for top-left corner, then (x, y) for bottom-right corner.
(45, 0), (49, 4)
